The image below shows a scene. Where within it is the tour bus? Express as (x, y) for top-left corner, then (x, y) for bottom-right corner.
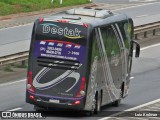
(26, 7), (140, 115)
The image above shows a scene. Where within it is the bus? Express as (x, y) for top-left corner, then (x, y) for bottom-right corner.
(26, 7), (140, 115)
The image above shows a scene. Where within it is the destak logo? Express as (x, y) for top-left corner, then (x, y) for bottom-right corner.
(41, 23), (83, 39)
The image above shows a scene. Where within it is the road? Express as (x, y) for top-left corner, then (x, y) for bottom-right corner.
(114, 2), (160, 26)
(0, 1), (160, 120)
(0, 42), (160, 120)
(0, 24), (32, 56)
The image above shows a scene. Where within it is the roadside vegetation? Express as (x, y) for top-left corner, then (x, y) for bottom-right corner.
(0, 0), (90, 16)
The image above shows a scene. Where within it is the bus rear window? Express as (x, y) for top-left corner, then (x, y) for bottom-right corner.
(34, 21), (88, 64)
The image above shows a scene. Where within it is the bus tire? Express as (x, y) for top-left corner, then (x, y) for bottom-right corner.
(95, 92), (101, 114)
(112, 99), (121, 107)
(86, 92), (101, 116)
(112, 90), (122, 107)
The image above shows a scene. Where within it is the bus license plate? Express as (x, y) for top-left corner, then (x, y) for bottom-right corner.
(49, 99), (60, 103)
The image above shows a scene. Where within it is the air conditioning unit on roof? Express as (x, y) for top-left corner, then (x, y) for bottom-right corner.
(66, 7), (113, 19)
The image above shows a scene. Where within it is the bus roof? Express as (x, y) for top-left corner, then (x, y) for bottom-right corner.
(40, 7), (132, 28)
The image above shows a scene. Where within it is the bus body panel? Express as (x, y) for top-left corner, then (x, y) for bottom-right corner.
(26, 21), (90, 110)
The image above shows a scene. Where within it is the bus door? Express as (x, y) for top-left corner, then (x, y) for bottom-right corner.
(116, 20), (134, 97)
(99, 25), (123, 101)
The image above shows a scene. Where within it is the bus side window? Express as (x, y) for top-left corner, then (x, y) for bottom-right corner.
(100, 25), (122, 88)
(100, 26), (121, 58)
(118, 21), (133, 49)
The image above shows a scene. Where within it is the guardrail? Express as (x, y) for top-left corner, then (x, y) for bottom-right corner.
(0, 21), (160, 66)
(0, 51), (28, 66)
(134, 21), (160, 39)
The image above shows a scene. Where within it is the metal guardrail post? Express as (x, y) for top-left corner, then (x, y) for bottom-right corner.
(22, 60), (26, 66)
(135, 34), (138, 40)
(144, 31), (147, 38)
(153, 29), (156, 36)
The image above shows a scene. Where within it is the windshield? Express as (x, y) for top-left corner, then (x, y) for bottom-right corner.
(34, 21), (87, 64)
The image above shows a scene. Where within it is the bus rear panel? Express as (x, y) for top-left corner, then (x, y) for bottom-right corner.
(26, 20), (89, 110)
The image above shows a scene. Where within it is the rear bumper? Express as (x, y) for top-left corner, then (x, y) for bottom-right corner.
(26, 91), (86, 111)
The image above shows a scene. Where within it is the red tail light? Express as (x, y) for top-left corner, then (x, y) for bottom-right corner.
(27, 71), (35, 93)
(74, 100), (81, 105)
(29, 95), (35, 100)
(83, 23), (88, 28)
(76, 77), (86, 97)
(28, 71), (32, 84)
(80, 77), (86, 90)
(39, 18), (44, 22)
(57, 19), (69, 23)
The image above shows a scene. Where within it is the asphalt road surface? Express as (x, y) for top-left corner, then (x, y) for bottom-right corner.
(0, 1), (160, 120)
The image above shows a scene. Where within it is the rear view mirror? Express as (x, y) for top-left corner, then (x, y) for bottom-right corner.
(135, 43), (140, 57)
(130, 40), (140, 58)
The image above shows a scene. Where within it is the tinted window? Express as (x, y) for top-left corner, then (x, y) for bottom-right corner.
(34, 21), (88, 63)
(100, 25), (122, 88)
(118, 21), (133, 49)
(100, 26), (121, 57)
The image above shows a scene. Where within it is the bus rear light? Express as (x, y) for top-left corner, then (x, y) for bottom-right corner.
(29, 95), (36, 101)
(57, 20), (69, 23)
(76, 77), (86, 97)
(39, 18), (44, 22)
(83, 23), (88, 28)
(80, 77), (86, 90)
(28, 71), (32, 84)
(74, 100), (81, 105)
(27, 71), (35, 93)
(27, 85), (35, 93)
(29, 95), (35, 99)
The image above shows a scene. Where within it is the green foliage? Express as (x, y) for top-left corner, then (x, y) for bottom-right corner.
(0, 2), (15, 16)
(0, 0), (90, 16)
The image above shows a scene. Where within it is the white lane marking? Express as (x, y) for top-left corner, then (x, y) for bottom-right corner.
(0, 79), (26, 87)
(99, 98), (160, 120)
(130, 77), (135, 80)
(8, 108), (22, 111)
(140, 43), (160, 51)
(113, 2), (160, 11)
(0, 23), (32, 31)
(136, 14), (148, 18)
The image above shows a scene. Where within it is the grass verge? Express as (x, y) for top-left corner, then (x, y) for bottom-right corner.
(0, 0), (90, 16)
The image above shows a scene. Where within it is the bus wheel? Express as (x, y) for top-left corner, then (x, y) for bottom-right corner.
(95, 93), (101, 114)
(86, 92), (101, 116)
(112, 99), (121, 107)
(112, 90), (122, 107)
